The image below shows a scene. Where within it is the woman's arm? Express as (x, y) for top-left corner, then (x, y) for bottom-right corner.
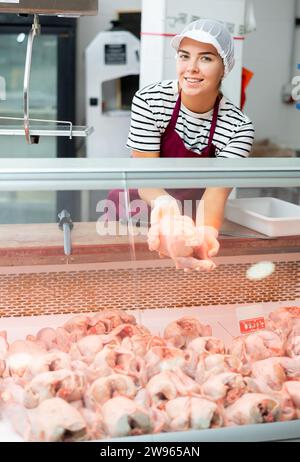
(198, 187), (232, 231)
(131, 150), (172, 205)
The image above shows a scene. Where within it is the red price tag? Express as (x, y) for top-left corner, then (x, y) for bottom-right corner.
(239, 316), (265, 334)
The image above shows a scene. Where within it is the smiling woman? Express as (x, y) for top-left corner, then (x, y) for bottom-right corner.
(107, 19), (255, 272)
(176, 39), (225, 113)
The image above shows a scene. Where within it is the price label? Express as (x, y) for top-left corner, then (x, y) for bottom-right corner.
(236, 305), (266, 335)
(239, 317), (266, 334)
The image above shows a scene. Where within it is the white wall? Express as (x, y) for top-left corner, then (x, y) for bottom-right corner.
(243, 0), (300, 149)
(76, 0), (141, 125)
(76, 0), (300, 150)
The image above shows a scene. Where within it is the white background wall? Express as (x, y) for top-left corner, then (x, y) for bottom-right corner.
(243, 0), (300, 149)
(76, 0), (300, 150)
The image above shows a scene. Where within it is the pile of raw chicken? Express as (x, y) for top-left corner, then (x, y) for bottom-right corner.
(0, 306), (300, 441)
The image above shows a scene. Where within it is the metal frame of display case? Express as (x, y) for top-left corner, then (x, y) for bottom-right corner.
(0, 158), (300, 190)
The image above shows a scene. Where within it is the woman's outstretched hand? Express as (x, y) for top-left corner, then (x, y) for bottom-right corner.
(193, 226), (220, 260)
(147, 197), (217, 271)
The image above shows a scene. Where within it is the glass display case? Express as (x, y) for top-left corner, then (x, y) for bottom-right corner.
(0, 157), (300, 442)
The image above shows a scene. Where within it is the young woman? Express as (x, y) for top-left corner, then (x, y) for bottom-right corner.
(108, 19), (254, 270)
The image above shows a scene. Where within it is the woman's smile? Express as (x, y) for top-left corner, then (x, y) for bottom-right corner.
(184, 77), (204, 88)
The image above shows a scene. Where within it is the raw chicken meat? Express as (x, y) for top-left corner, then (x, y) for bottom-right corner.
(146, 372), (178, 405)
(0, 331), (8, 358)
(69, 335), (103, 364)
(225, 393), (280, 425)
(28, 397), (86, 442)
(188, 337), (225, 355)
(146, 370), (200, 407)
(63, 315), (91, 341)
(165, 396), (223, 431)
(148, 214), (216, 271)
(102, 396), (152, 437)
(145, 346), (185, 378)
(163, 317), (212, 348)
(201, 372), (247, 406)
(283, 382), (300, 416)
(84, 373), (137, 410)
(251, 358), (286, 390)
(1, 306), (300, 441)
(88, 310), (136, 335)
(230, 330), (285, 362)
(24, 369), (86, 408)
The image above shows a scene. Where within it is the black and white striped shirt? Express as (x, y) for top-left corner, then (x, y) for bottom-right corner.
(127, 80), (254, 158)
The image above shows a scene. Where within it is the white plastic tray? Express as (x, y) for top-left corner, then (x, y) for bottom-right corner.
(225, 197), (300, 237)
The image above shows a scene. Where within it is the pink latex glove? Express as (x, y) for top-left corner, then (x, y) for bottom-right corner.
(148, 201), (216, 271)
(194, 226), (220, 260)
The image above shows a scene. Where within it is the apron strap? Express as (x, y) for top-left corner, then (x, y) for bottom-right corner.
(207, 95), (220, 147)
(167, 92), (182, 132)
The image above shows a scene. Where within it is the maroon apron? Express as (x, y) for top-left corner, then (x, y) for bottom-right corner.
(106, 92), (220, 221)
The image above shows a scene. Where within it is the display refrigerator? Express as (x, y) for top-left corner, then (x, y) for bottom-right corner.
(0, 14), (79, 224)
(0, 157), (300, 442)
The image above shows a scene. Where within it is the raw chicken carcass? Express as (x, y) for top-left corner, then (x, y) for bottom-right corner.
(113, 347), (146, 384)
(23, 369), (86, 408)
(188, 337), (226, 355)
(225, 393), (280, 425)
(163, 316), (212, 349)
(266, 306), (300, 339)
(0, 331), (8, 358)
(146, 372), (178, 406)
(148, 214), (216, 271)
(201, 372), (247, 406)
(279, 356), (300, 379)
(100, 323), (150, 346)
(63, 315), (91, 341)
(168, 368), (200, 396)
(79, 407), (105, 440)
(69, 335), (103, 364)
(282, 381), (300, 417)
(251, 358), (286, 390)
(146, 370), (200, 407)
(121, 334), (166, 358)
(230, 330), (285, 362)
(84, 373), (137, 410)
(88, 310), (136, 335)
(195, 354), (246, 385)
(286, 331), (300, 358)
(181, 349), (199, 379)
(5, 340), (48, 381)
(165, 396), (223, 432)
(102, 396), (152, 437)
(0, 377), (25, 406)
(88, 345), (117, 379)
(28, 397), (86, 442)
(43, 351), (71, 371)
(145, 346), (185, 379)
(269, 306), (300, 326)
(35, 327), (59, 351)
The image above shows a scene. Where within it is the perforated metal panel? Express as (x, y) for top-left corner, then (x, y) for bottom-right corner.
(0, 258), (299, 317)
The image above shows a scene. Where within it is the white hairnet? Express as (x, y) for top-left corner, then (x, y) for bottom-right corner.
(171, 19), (235, 77)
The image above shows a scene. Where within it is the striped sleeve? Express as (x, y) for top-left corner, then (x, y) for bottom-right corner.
(217, 119), (255, 158)
(126, 93), (162, 152)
